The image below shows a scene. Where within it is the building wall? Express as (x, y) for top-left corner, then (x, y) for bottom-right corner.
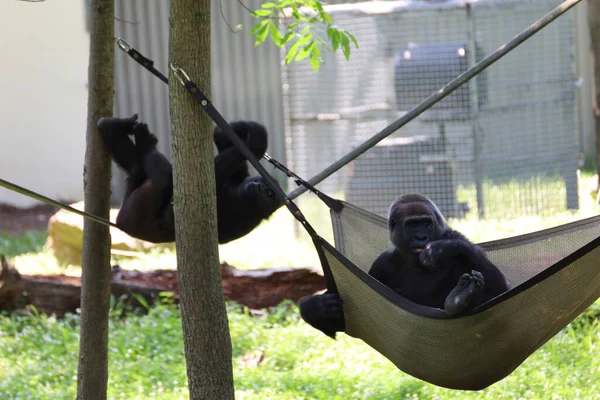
(0, 1), (90, 207)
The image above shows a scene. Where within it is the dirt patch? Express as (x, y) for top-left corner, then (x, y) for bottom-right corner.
(0, 203), (57, 235)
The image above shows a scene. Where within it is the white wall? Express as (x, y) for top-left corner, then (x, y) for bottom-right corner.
(0, 1), (89, 207)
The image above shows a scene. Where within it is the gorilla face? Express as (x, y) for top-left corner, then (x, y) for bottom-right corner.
(388, 194), (446, 260)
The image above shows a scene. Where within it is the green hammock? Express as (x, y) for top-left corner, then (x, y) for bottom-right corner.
(316, 201), (600, 390)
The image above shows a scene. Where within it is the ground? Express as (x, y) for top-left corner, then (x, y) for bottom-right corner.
(0, 203), (57, 235)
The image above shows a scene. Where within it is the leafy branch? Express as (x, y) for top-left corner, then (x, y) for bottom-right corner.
(248, 0), (358, 71)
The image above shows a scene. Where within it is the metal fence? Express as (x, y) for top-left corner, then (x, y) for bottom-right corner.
(283, 0), (581, 220)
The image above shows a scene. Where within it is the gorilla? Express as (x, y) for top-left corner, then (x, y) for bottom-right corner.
(300, 193), (510, 338)
(97, 114), (282, 243)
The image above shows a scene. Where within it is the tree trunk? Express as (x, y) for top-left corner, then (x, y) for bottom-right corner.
(76, 0), (114, 399)
(588, 0), (600, 190)
(169, 2), (235, 399)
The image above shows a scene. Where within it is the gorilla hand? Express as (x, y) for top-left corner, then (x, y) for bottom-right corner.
(419, 239), (469, 269)
(299, 292), (345, 339)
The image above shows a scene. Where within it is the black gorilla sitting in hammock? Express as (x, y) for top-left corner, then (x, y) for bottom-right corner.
(300, 193), (510, 338)
(97, 114), (282, 243)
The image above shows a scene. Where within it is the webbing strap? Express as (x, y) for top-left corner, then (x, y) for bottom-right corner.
(0, 178), (117, 229)
(116, 38), (169, 84)
(114, 38), (341, 212)
(171, 67), (321, 239)
(115, 37), (341, 291)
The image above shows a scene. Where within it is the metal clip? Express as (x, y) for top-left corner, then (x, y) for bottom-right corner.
(115, 37), (131, 52)
(169, 63), (191, 87)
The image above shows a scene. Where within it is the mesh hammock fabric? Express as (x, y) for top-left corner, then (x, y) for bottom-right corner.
(310, 201), (600, 390)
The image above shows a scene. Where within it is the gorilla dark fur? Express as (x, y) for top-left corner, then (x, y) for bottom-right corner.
(300, 193), (510, 338)
(97, 114), (282, 244)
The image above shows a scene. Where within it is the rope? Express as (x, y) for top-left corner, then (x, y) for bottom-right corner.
(0, 178), (118, 228)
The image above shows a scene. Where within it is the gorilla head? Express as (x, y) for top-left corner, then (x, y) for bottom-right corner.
(387, 193), (447, 263)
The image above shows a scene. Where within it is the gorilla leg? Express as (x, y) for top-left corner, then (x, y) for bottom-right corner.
(213, 121), (269, 189)
(115, 123), (175, 243)
(213, 120), (268, 157)
(97, 114), (139, 173)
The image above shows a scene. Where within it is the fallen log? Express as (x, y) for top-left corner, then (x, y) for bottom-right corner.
(0, 255), (325, 316)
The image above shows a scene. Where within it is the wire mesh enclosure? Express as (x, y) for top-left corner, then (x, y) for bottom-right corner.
(282, 0), (580, 220)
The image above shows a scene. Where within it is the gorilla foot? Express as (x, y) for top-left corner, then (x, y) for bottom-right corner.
(97, 113), (139, 134)
(132, 122), (159, 153)
(444, 270), (484, 316)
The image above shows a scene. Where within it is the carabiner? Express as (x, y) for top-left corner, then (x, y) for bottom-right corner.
(115, 37), (131, 52)
(169, 63), (191, 87)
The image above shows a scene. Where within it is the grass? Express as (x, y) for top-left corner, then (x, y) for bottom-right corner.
(1, 301), (600, 399)
(2, 171), (600, 398)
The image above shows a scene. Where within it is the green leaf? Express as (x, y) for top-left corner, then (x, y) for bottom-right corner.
(285, 39), (302, 65)
(252, 9), (273, 17)
(249, 19), (269, 36)
(255, 23), (270, 46)
(262, 2), (277, 8)
(340, 32), (350, 60)
(330, 28), (340, 52)
(295, 32), (313, 47)
(296, 41), (313, 61)
(310, 53), (320, 71)
(322, 11), (333, 25)
(312, 42), (321, 57)
(281, 32), (295, 45)
(268, 20), (283, 46)
(347, 31), (359, 49)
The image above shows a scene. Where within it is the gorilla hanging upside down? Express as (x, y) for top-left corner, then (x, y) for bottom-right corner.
(97, 114), (282, 243)
(300, 193), (510, 338)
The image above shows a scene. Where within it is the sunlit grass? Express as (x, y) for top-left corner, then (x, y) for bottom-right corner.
(1, 302), (600, 399)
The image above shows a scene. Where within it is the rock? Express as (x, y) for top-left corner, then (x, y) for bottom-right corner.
(46, 202), (173, 265)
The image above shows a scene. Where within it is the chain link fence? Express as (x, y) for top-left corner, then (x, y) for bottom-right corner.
(282, 0), (580, 221)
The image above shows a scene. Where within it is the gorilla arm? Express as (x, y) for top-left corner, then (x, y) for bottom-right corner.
(419, 229), (510, 315)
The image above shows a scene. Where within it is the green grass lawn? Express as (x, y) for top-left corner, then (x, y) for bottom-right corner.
(1, 302), (600, 399)
(2, 171), (600, 398)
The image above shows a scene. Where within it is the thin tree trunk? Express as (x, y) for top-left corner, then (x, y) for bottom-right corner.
(588, 0), (600, 190)
(76, 0), (114, 398)
(169, 1), (235, 399)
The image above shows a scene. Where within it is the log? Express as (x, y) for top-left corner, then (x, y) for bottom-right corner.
(0, 255), (325, 316)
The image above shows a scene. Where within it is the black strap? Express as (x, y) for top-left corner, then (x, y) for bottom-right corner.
(115, 38), (344, 214)
(177, 75), (339, 292)
(0, 178), (118, 229)
(115, 38), (169, 84)
(177, 76), (321, 237)
(262, 154), (343, 213)
(116, 37), (340, 292)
